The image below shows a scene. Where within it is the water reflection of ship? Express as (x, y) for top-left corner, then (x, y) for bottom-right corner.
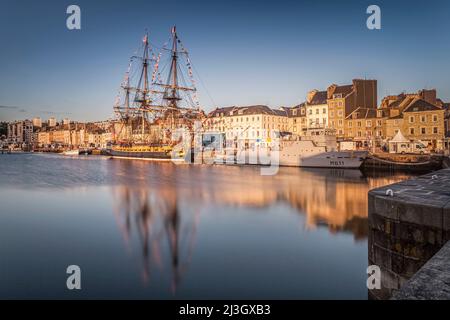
(113, 185), (198, 293)
(110, 161), (414, 247)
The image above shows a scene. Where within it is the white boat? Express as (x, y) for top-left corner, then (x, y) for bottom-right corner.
(278, 128), (366, 168)
(279, 140), (365, 168)
(211, 128), (366, 169)
(62, 149), (79, 156)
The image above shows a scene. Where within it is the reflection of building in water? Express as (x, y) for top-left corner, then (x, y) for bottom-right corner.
(110, 160), (413, 293)
(111, 161), (413, 243)
(112, 183), (198, 293)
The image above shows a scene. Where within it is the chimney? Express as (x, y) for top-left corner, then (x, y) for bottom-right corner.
(306, 90), (318, 104)
(420, 89), (437, 105)
(327, 84), (337, 99)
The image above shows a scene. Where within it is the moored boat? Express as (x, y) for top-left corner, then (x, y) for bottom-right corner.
(62, 149), (79, 156)
(110, 27), (202, 161)
(106, 145), (185, 161)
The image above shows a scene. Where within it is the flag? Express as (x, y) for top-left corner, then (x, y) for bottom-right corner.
(171, 26), (176, 34)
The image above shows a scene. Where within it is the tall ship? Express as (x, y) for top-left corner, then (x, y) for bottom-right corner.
(107, 27), (202, 161)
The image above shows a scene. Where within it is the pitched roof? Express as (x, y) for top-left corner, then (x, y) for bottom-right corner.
(345, 107), (377, 120)
(403, 98), (442, 112)
(333, 85), (353, 97)
(308, 91), (328, 105)
(282, 103), (306, 117)
(208, 105), (284, 117)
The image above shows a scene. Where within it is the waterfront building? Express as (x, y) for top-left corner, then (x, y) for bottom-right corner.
(327, 79), (378, 139)
(51, 129), (70, 145)
(7, 120), (33, 145)
(205, 105), (289, 148)
(344, 107), (389, 149)
(36, 131), (53, 147)
(401, 99), (445, 150)
(284, 103), (307, 135)
(88, 132), (103, 147)
(87, 130), (111, 148)
(380, 89), (446, 150)
(305, 90), (328, 129)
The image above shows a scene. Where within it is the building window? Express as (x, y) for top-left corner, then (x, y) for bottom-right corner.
(421, 127), (426, 135)
(301, 109), (305, 115)
(330, 111), (334, 118)
(357, 121), (362, 127)
(433, 127), (438, 134)
(309, 109), (312, 115)
(338, 110), (343, 117)
(367, 120), (372, 127)
(293, 110), (297, 116)
(377, 120), (382, 127)
(410, 127), (415, 135)
(421, 116), (426, 122)
(348, 121), (352, 127)
(433, 115), (438, 122)
(338, 120), (343, 126)
(323, 108), (326, 114)
(316, 109), (319, 114)
(357, 131), (362, 137)
(409, 116), (414, 123)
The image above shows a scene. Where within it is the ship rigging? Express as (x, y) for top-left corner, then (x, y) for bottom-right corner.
(110, 26), (203, 160)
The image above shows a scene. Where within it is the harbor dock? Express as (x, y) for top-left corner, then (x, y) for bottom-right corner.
(368, 168), (450, 299)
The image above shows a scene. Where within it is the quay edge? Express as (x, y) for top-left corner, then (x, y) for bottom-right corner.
(368, 168), (450, 299)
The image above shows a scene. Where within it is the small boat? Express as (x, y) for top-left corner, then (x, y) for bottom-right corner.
(62, 149), (79, 156)
(362, 153), (443, 172)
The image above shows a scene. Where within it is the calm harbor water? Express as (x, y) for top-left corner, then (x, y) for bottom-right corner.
(0, 153), (414, 299)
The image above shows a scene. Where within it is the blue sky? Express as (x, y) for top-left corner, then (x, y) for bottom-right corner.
(1, 0), (450, 121)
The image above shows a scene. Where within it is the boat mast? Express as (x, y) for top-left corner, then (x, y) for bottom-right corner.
(141, 33), (150, 142)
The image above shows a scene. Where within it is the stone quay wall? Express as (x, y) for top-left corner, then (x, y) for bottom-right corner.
(368, 168), (450, 299)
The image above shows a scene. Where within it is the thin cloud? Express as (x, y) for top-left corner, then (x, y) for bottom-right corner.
(0, 105), (71, 116)
(0, 105), (19, 109)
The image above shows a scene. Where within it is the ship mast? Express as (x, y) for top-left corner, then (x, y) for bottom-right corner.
(139, 33), (150, 142)
(167, 26), (180, 109)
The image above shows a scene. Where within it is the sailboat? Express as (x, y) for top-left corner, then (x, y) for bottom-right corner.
(107, 27), (202, 161)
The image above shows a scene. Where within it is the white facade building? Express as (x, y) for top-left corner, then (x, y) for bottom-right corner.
(305, 90), (328, 129)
